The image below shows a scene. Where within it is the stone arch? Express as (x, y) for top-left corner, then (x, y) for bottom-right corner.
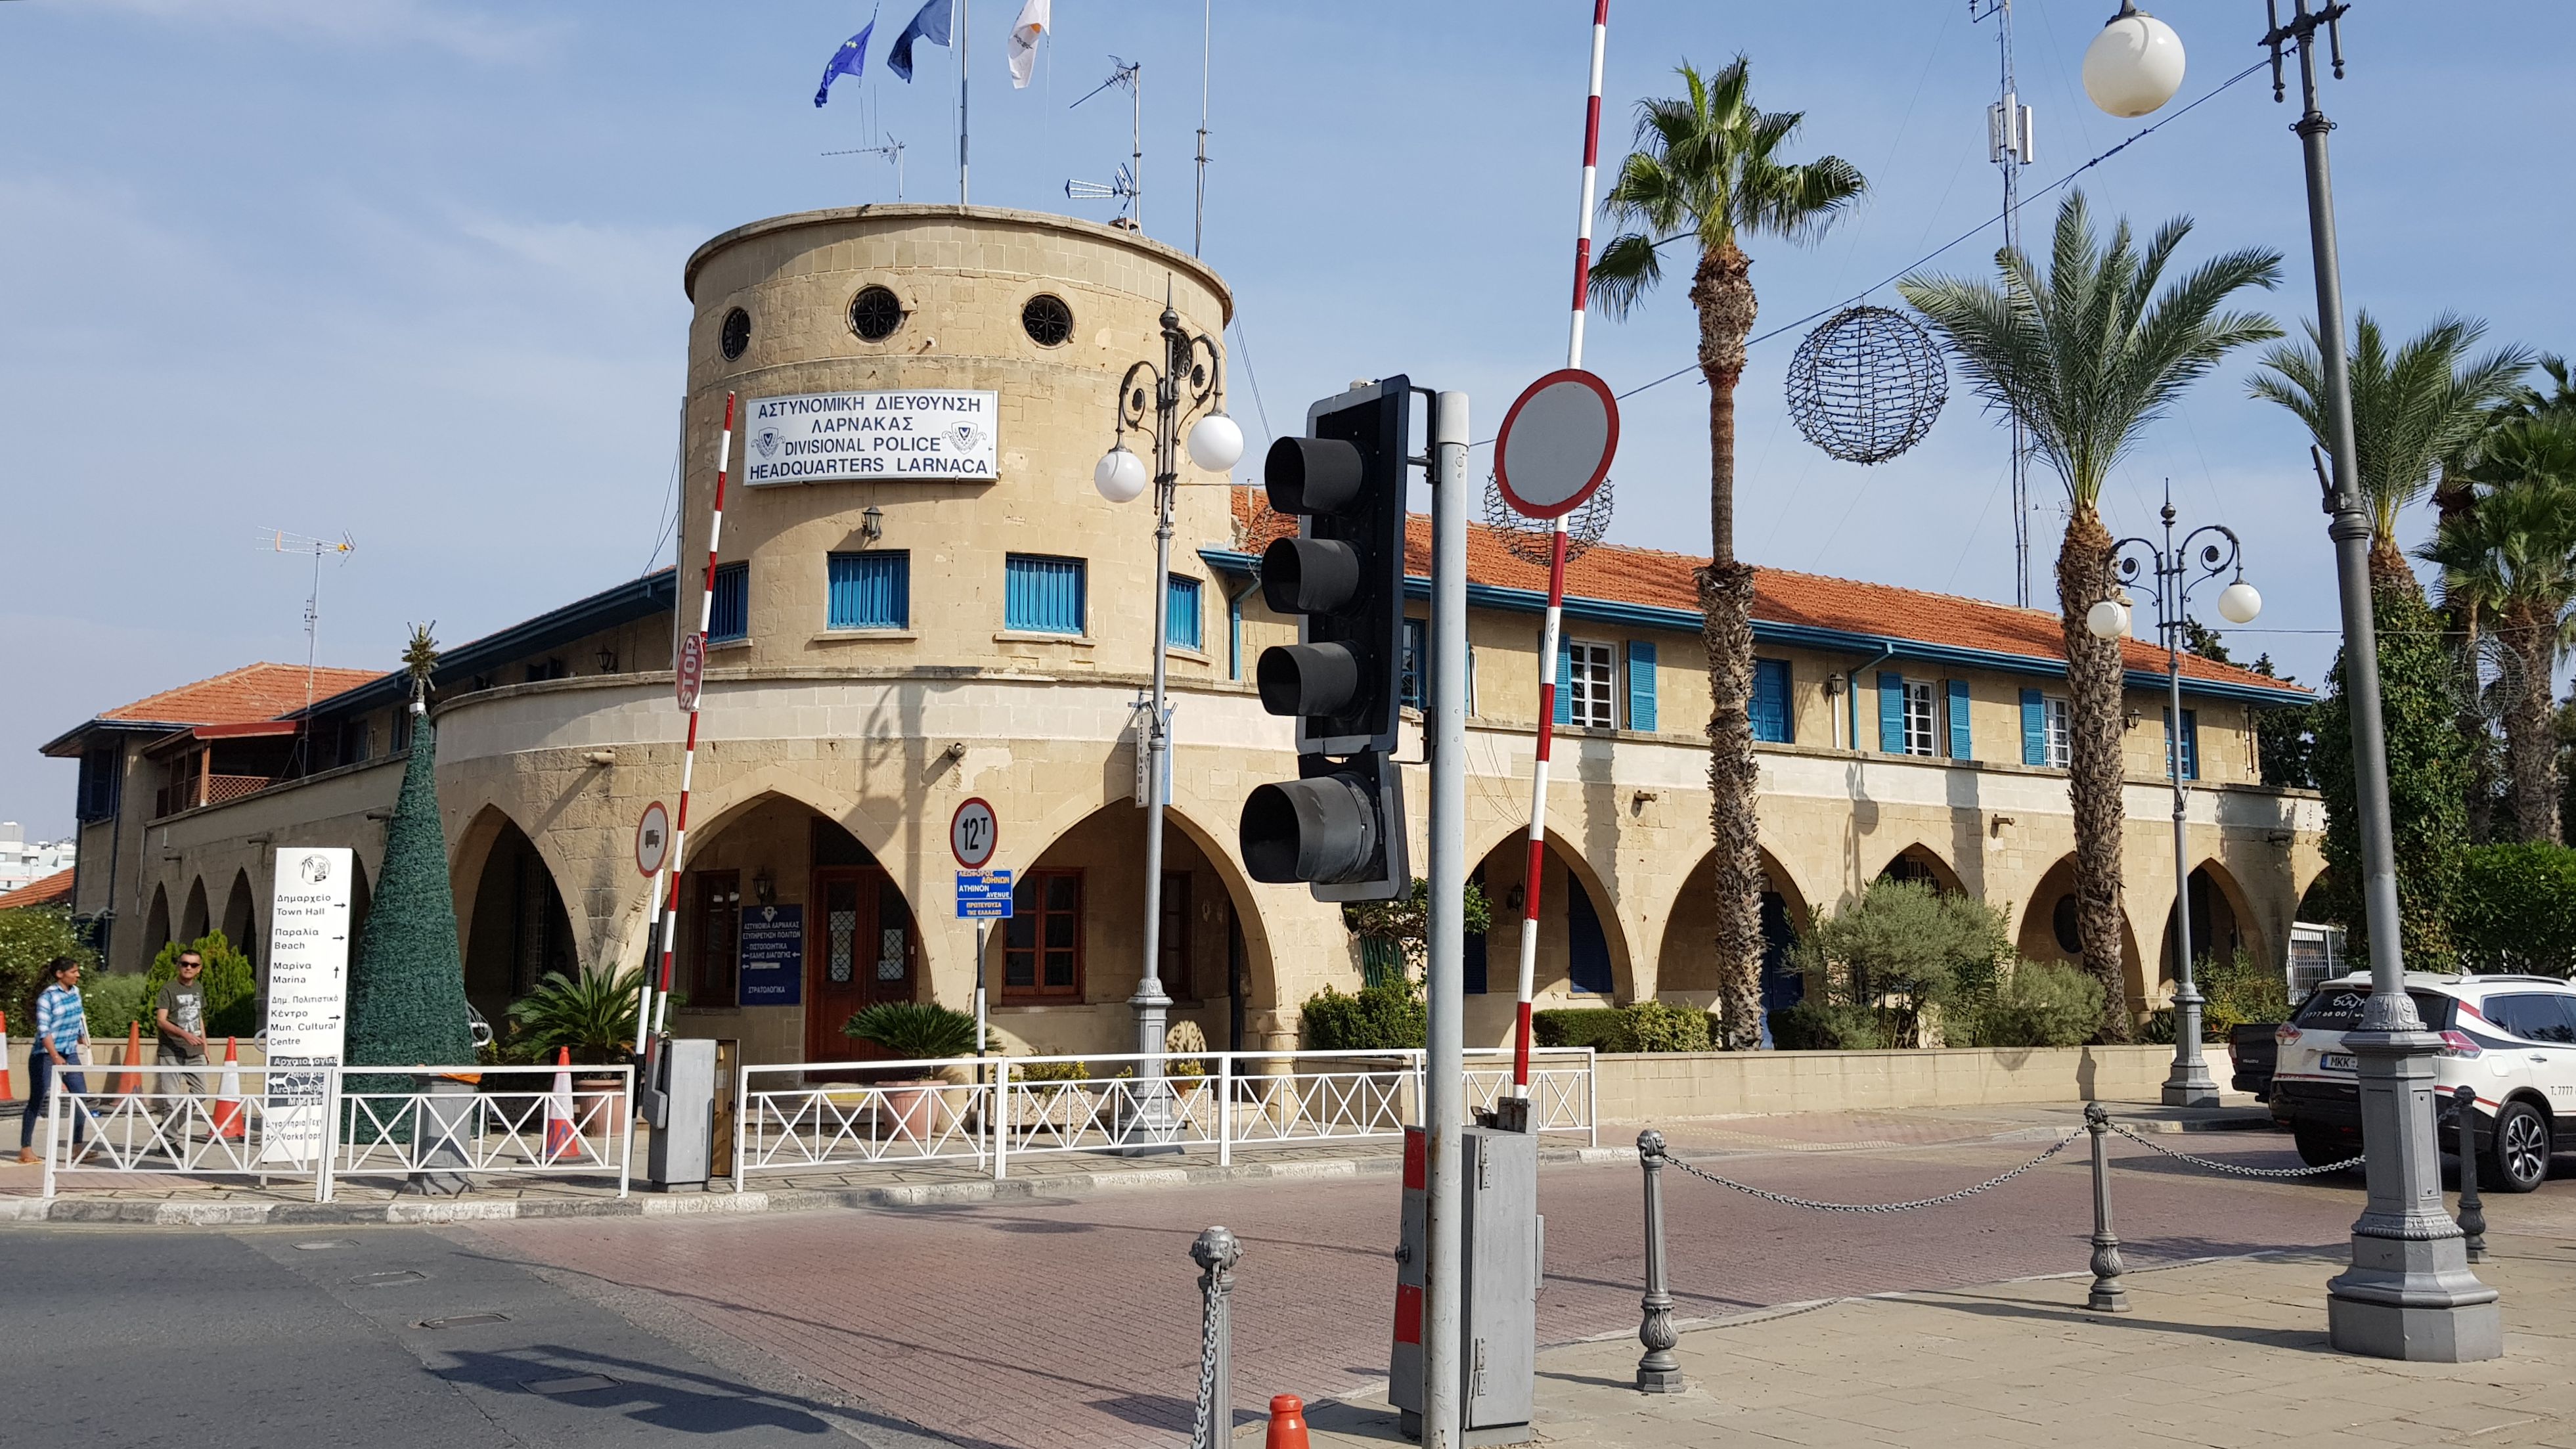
(2294, 868), (2336, 924)
(179, 877), (210, 942)
(999, 799), (1276, 1055)
(2014, 854), (2144, 1008)
(220, 869), (257, 957)
(1470, 827), (1636, 1006)
(144, 885), (171, 956)
(2154, 858), (2265, 985)
(1872, 842), (1965, 896)
(349, 857), (372, 950)
(1657, 848), (1811, 1010)
(456, 806), (576, 1022)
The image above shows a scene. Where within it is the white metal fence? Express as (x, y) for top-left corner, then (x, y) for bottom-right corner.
(37, 1062), (632, 1201)
(734, 1046), (1595, 1185)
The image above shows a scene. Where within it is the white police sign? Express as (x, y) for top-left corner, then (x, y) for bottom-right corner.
(744, 390), (1000, 484)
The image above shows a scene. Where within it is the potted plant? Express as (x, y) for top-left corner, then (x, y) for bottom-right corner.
(1164, 1020), (1212, 1132)
(506, 966), (646, 1131)
(843, 1002), (991, 1142)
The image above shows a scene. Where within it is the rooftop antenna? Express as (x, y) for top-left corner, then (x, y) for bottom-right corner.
(1193, 0), (1210, 255)
(824, 134), (907, 199)
(1069, 56), (1142, 233)
(1064, 162), (1137, 222)
(1973, 0), (2037, 609)
(258, 528), (356, 772)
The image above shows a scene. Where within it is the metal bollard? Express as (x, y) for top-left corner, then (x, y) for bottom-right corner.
(1635, 1129), (1685, 1393)
(2452, 1086), (2487, 1264)
(1190, 1225), (1241, 1449)
(2083, 1104), (2129, 1313)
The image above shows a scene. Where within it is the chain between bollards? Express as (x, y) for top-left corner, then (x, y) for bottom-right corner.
(2084, 1104), (2129, 1313)
(2451, 1086), (2487, 1264)
(1190, 1225), (1241, 1449)
(1634, 1130), (1685, 1393)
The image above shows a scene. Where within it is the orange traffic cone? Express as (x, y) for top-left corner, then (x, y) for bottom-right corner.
(116, 1021), (143, 1095)
(1, 1010), (14, 1102)
(543, 1048), (577, 1162)
(1264, 1395), (1309, 1449)
(211, 1038), (246, 1140)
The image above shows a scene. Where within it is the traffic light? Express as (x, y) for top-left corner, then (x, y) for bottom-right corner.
(1239, 376), (1411, 902)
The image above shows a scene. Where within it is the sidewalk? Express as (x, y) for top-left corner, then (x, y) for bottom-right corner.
(1298, 1238), (2576, 1448)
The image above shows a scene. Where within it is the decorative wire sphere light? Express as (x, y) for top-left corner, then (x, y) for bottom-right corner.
(1485, 474), (1614, 566)
(1784, 305), (1949, 464)
(2446, 633), (2529, 722)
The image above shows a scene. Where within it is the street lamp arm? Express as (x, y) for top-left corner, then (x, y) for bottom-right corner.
(1114, 359), (1165, 442)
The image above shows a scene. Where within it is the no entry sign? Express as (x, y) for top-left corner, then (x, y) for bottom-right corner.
(1494, 368), (1619, 520)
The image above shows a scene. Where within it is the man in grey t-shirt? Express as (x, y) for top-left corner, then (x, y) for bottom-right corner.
(155, 950), (211, 1100)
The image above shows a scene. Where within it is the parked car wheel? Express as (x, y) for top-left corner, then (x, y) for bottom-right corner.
(2483, 1100), (2552, 1194)
(2293, 1123), (2357, 1170)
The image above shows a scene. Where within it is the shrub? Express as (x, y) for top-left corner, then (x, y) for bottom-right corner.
(2198, 948), (2292, 1035)
(79, 970), (152, 1039)
(1620, 1000), (1714, 1053)
(0, 907), (93, 1019)
(1788, 880), (2012, 1046)
(505, 966), (646, 1066)
(2454, 842), (2576, 976)
(1965, 960), (2104, 1048)
(1531, 1008), (1629, 1051)
(1300, 979), (1425, 1050)
(841, 1000), (990, 1062)
(141, 931), (261, 1040)
(1343, 877), (1494, 973)
(1015, 1058), (1089, 1082)
(1770, 1002), (1886, 1051)
(1165, 1019), (1209, 1078)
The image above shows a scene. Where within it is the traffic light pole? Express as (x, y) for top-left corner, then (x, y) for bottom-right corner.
(1423, 390), (1471, 1449)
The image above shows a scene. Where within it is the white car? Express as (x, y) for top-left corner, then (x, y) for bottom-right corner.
(2270, 971), (2576, 1193)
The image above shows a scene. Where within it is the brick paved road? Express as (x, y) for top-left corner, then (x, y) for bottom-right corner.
(466, 1117), (2481, 1449)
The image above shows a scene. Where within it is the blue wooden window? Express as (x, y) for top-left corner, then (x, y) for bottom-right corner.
(1166, 575), (1203, 650)
(1626, 640), (1658, 731)
(2165, 706), (2200, 780)
(1400, 617), (1428, 707)
(1567, 881), (1613, 994)
(1004, 554), (1086, 635)
(1751, 659), (1792, 744)
(1552, 636), (1573, 726)
(1946, 679), (1973, 761)
(1877, 671), (1906, 753)
(708, 562), (749, 642)
(2020, 688), (2047, 765)
(826, 551), (909, 630)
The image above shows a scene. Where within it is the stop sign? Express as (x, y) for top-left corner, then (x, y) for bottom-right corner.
(675, 632), (707, 713)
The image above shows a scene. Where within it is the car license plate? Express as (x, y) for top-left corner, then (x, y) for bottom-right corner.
(2321, 1053), (2357, 1072)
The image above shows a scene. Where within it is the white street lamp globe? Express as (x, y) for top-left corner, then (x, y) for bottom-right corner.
(1094, 445), (1148, 502)
(2082, 5), (2187, 118)
(1186, 411), (1245, 473)
(2085, 598), (2131, 641)
(2216, 579), (2262, 625)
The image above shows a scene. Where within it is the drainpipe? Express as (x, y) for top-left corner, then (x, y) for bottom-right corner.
(1847, 642), (1898, 753)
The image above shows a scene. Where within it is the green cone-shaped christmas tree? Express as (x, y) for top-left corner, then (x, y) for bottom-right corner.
(344, 625), (474, 1090)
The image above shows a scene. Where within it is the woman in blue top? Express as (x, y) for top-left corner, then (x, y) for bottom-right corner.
(17, 956), (91, 1163)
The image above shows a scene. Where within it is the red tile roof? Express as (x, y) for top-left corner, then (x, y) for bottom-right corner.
(1232, 489), (2303, 696)
(95, 663), (385, 728)
(0, 866), (74, 910)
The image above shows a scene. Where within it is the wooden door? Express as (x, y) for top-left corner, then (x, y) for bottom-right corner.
(805, 868), (920, 1067)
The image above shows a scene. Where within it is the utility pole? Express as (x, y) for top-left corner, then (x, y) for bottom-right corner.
(1973, 0), (2036, 608)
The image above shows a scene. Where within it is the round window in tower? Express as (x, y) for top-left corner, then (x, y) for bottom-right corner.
(849, 285), (904, 342)
(719, 307), (751, 361)
(1021, 294), (1074, 348)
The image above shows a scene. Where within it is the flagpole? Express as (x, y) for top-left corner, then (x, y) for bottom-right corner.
(958, 0), (970, 204)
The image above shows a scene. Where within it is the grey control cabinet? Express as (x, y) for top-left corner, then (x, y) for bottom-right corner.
(1389, 1125), (1539, 1445)
(644, 1037), (718, 1191)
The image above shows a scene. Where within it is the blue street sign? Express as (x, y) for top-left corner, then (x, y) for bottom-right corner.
(956, 868), (1015, 920)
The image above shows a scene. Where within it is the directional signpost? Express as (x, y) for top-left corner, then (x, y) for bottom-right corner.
(951, 798), (1007, 1059)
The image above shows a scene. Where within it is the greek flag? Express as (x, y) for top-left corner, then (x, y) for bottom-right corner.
(887, 0), (954, 83)
(814, 14), (877, 108)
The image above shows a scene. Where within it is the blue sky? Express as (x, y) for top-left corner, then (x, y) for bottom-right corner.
(4, 1), (2569, 837)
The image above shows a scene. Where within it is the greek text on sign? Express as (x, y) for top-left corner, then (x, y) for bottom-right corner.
(744, 391), (1000, 483)
(261, 847), (353, 1166)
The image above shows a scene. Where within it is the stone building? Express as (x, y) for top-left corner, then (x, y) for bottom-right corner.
(40, 204), (2322, 1067)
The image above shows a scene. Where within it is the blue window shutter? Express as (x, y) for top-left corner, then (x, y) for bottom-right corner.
(827, 552), (908, 630)
(1004, 554), (1085, 635)
(1626, 640), (1657, 732)
(1401, 617), (1427, 707)
(1553, 636), (1572, 726)
(709, 562), (749, 642)
(1751, 659), (1790, 744)
(1946, 679), (1972, 761)
(2183, 707), (2200, 780)
(1165, 575), (1201, 650)
(2020, 689), (2045, 765)
(1876, 672), (1905, 753)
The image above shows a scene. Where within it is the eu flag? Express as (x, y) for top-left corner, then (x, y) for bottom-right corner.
(814, 15), (877, 107)
(887, 0), (954, 83)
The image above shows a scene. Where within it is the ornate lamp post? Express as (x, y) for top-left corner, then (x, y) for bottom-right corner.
(2083, 0), (2498, 1361)
(2089, 487), (2261, 1107)
(1096, 297), (1242, 1100)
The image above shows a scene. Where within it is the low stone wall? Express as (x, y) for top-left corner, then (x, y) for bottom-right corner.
(1593, 1045), (2177, 1123)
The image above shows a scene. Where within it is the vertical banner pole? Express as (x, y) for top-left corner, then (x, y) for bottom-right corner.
(1512, 0), (1610, 1101)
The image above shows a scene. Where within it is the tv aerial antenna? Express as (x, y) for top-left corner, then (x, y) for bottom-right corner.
(823, 134), (907, 200)
(1065, 56), (1142, 231)
(257, 528), (356, 771)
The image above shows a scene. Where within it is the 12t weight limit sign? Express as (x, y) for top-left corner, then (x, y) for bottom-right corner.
(950, 797), (998, 870)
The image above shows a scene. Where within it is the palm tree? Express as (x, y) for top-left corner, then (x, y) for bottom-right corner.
(1900, 193), (2282, 1042)
(2248, 314), (2533, 590)
(2424, 412), (2576, 843)
(1586, 57), (1865, 1051)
